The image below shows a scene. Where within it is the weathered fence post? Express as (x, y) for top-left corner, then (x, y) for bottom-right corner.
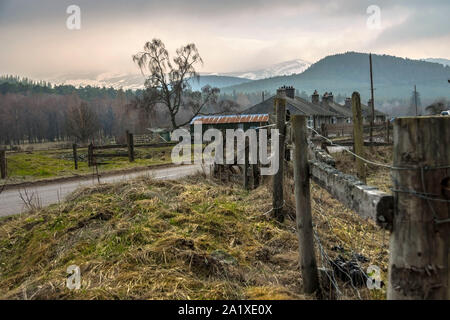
(126, 131), (135, 162)
(72, 143), (78, 170)
(321, 123), (328, 138)
(88, 143), (94, 167)
(252, 163), (260, 189)
(292, 115), (320, 295)
(0, 150), (6, 179)
(351, 92), (366, 183)
(388, 116), (450, 300)
(243, 140), (249, 190)
(386, 119), (390, 144)
(272, 90), (286, 221)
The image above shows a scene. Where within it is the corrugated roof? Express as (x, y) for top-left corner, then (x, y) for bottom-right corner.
(190, 114), (269, 125)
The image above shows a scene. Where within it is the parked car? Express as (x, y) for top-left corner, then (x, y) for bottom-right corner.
(441, 110), (450, 116)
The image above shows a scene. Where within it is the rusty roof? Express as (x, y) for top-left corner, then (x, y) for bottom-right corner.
(190, 114), (269, 125)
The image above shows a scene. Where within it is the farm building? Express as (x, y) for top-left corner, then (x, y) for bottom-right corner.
(244, 86), (340, 129)
(189, 114), (269, 136)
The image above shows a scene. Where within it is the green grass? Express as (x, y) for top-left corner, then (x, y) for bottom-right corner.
(3, 147), (175, 184)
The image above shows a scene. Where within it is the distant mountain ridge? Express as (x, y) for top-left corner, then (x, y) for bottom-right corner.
(217, 59), (311, 80)
(422, 58), (450, 67)
(221, 52), (450, 101)
(37, 59), (311, 90)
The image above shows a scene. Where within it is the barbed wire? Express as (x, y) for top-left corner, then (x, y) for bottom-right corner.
(306, 126), (450, 171)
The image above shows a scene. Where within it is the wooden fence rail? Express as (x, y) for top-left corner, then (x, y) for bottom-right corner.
(87, 131), (177, 167)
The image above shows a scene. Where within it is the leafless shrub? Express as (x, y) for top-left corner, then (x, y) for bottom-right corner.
(18, 189), (42, 212)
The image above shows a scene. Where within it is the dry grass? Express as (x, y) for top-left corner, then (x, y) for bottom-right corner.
(0, 172), (389, 300)
(333, 146), (393, 193)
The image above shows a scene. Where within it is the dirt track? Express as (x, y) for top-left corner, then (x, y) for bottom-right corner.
(0, 164), (204, 217)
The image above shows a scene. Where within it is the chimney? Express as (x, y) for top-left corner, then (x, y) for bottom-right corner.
(312, 90), (320, 105)
(328, 92), (334, 104)
(368, 99), (373, 109)
(285, 86), (295, 99)
(322, 92), (329, 105)
(344, 97), (351, 108)
(277, 86), (286, 98)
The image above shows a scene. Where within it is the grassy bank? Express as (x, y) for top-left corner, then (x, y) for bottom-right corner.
(0, 175), (388, 300)
(333, 145), (393, 193)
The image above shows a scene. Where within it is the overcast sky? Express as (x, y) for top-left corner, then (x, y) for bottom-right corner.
(0, 0), (449, 78)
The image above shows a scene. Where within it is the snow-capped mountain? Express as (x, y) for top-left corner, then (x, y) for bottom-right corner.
(42, 59), (311, 90)
(221, 59), (311, 80)
(43, 72), (146, 90)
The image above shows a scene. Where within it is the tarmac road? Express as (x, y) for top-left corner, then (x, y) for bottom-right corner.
(0, 164), (204, 217)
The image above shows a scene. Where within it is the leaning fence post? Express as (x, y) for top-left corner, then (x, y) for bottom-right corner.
(292, 115), (320, 295)
(272, 90), (286, 221)
(72, 143), (78, 170)
(351, 92), (366, 183)
(388, 116), (450, 300)
(0, 149), (6, 179)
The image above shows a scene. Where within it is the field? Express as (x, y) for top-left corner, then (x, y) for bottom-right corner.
(0, 174), (388, 300)
(2, 146), (174, 184)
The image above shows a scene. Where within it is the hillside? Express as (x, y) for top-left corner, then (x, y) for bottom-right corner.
(221, 52), (450, 101)
(0, 175), (387, 300)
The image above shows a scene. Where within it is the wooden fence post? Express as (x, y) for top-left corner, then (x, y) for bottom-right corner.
(386, 119), (390, 144)
(126, 131), (135, 162)
(88, 143), (94, 167)
(0, 150), (6, 179)
(292, 115), (320, 295)
(272, 91), (286, 221)
(388, 116), (450, 300)
(351, 92), (366, 183)
(243, 140), (249, 190)
(72, 143), (78, 170)
(252, 163), (260, 189)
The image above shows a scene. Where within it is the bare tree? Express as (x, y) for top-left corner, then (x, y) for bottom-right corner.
(425, 99), (448, 115)
(133, 39), (230, 129)
(65, 102), (99, 143)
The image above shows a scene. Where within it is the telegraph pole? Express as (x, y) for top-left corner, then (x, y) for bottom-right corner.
(414, 85), (418, 116)
(369, 53), (375, 142)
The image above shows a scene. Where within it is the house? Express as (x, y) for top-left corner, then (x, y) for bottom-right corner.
(244, 86), (339, 129)
(342, 98), (387, 124)
(319, 92), (353, 124)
